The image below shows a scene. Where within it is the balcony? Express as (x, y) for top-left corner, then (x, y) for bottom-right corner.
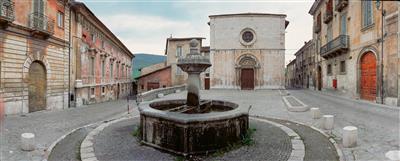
(320, 35), (349, 58)
(29, 12), (54, 39)
(323, 11), (333, 24)
(335, 0), (348, 12)
(0, 0), (15, 28)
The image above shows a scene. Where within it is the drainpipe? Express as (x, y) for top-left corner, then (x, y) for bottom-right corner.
(68, 2), (72, 108)
(380, 2), (385, 104)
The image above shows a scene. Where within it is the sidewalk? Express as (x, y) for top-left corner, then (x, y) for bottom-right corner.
(0, 99), (138, 161)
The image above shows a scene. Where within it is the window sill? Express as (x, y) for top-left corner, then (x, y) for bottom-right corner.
(339, 72), (347, 75)
(361, 23), (375, 32)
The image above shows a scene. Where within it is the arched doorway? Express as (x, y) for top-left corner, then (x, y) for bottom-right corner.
(238, 56), (257, 90)
(360, 52), (377, 101)
(317, 66), (322, 91)
(28, 61), (47, 112)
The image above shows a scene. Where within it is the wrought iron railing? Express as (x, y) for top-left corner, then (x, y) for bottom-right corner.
(29, 12), (54, 35)
(0, 0), (15, 22)
(320, 35), (349, 57)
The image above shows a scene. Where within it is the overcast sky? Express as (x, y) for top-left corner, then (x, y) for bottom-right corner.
(80, 0), (314, 64)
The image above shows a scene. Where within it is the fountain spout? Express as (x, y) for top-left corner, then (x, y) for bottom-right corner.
(177, 39), (211, 108)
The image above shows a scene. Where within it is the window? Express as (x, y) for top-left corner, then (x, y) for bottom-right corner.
(340, 61), (346, 73)
(176, 46), (182, 57)
(327, 64), (332, 75)
(57, 11), (64, 28)
(101, 60), (105, 78)
(362, 1), (373, 28)
(116, 63), (119, 78)
(90, 87), (95, 98)
(33, 0), (45, 14)
(102, 41), (105, 49)
(110, 63), (113, 78)
(340, 13), (347, 35)
(90, 57), (95, 76)
(102, 86), (106, 95)
(327, 23), (333, 41)
(91, 33), (96, 43)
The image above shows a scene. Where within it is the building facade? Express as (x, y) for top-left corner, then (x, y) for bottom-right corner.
(285, 59), (296, 88)
(165, 37), (208, 89)
(293, 40), (316, 89)
(0, 0), (71, 114)
(70, 2), (134, 107)
(136, 64), (171, 93)
(209, 13), (289, 90)
(309, 0), (399, 106)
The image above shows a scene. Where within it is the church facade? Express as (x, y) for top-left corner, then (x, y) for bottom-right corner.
(209, 13), (289, 90)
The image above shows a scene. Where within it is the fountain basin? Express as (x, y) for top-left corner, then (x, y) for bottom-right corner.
(139, 99), (249, 156)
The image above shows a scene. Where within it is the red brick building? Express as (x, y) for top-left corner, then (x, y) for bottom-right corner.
(137, 65), (171, 93)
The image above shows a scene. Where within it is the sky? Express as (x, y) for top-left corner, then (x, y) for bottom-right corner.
(80, 0), (314, 65)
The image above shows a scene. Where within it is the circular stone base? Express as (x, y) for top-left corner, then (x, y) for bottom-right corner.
(93, 117), (292, 161)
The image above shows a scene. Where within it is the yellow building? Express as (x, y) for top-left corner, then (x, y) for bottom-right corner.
(309, 0), (399, 106)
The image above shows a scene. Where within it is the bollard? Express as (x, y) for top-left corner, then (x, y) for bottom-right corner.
(310, 107), (321, 119)
(21, 133), (35, 151)
(386, 150), (400, 161)
(323, 115), (334, 130)
(342, 126), (358, 148)
(157, 93), (164, 98)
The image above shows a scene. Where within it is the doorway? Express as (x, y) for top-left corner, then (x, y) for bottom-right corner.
(28, 61), (47, 112)
(241, 68), (254, 90)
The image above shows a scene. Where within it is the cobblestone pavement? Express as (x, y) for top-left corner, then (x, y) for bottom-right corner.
(48, 125), (96, 161)
(0, 99), (138, 161)
(267, 118), (338, 161)
(94, 117), (292, 161)
(160, 89), (399, 161)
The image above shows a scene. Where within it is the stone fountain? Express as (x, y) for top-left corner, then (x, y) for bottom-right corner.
(139, 39), (249, 156)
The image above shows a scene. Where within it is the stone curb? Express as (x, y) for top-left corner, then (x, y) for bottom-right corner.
(44, 122), (96, 160)
(282, 96), (309, 112)
(80, 114), (139, 161)
(253, 115), (346, 161)
(250, 117), (305, 161)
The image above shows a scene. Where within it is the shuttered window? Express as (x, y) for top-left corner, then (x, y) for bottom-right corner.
(176, 46), (182, 57)
(340, 13), (347, 35)
(33, 0), (45, 14)
(362, 1), (373, 28)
